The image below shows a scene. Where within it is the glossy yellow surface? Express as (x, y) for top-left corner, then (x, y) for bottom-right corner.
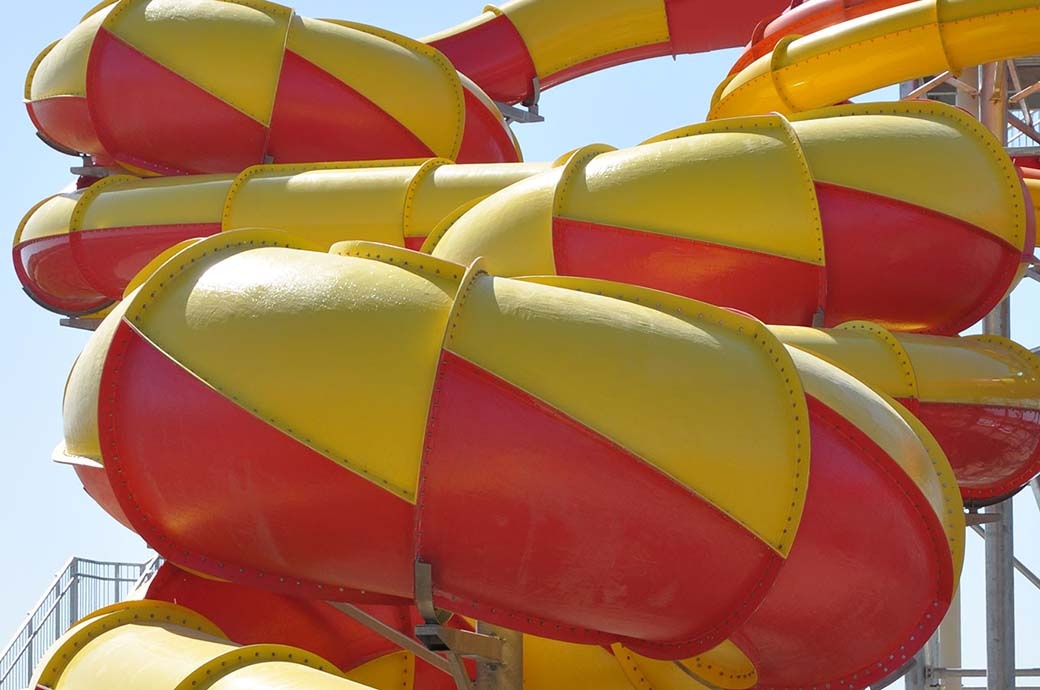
(776, 323), (1040, 408)
(500, 0), (669, 76)
(104, 0), (293, 124)
(226, 163), (424, 247)
(790, 103), (1027, 250)
(16, 194), (78, 243)
(449, 274), (809, 555)
(27, 6), (112, 99)
(32, 601), (360, 690)
(711, 0), (1040, 120)
(287, 17), (463, 159)
(77, 174), (234, 231)
(430, 166), (564, 275)
(124, 232), (460, 501)
(582, 116), (824, 264)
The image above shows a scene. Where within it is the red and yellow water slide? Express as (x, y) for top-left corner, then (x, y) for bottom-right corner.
(14, 1), (1040, 690)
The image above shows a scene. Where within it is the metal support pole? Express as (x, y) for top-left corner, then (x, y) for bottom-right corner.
(979, 60), (1016, 690)
(475, 624), (523, 690)
(939, 589), (963, 690)
(68, 558), (79, 626)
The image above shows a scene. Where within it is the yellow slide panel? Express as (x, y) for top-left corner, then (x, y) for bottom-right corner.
(783, 346), (963, 567)
(572, 116), (824, 264)
(63, 297), (135, 464)
(76, 174), (235, 231)
(790, 103), (1027, 249)
(225, 163), (424, 247)
(775, 323), (1040, 408)
(343, 651), (414, 689)
(771, 323), (920, 400)
(33, 601), (365, 690)
(15, 194), (78, 244)
(448, 274), (809, 556)
(103, 0), (293, 124)
(124, 232), (461, 502)
(499, 0), (670, 77)
(27, 5), (112, 100)
(287, 17), (463, 159)
(711, 0), (1040, 120)
(907, 334), (1040, 407)
(430, 166), (565, 276)
(615, 640), (758, 690)
(405, 161), (550, 241)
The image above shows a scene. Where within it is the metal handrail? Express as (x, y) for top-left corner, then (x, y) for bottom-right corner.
(0, 556), (151, 690)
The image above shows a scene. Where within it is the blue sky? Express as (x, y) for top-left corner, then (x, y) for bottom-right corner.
(2, 1), (1039, 685)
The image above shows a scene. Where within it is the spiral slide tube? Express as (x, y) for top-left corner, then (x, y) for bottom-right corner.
(25, 0), (521, 175)
(136, 562), (752, 690)
(430, 101), (1033, 336)
(17, 1), (1040, 690)
(424, 0), (791, 105)
(772, 324), (1040, 505)
(13, 160), (546, 316)
(29, 600), (368, 690)
(57, 229), (962, 689)
(711, 0), (1040, 119)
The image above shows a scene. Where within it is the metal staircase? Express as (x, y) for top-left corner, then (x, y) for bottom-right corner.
(0, 556), (158, 690)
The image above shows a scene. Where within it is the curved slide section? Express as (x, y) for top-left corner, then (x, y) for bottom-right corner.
(425, 0), (791, 105)
(730, 0), (918, 74)
(13, 160), (545, 316)
(58, 229), (962, 688)
(30, 600), (365, 690)
(431, 102), (1032, 335)
(139, 562), (741, 690)
(26, 0), (520, 175)
(773, 323), (1040, 505)
(712, 0), (1040, 118)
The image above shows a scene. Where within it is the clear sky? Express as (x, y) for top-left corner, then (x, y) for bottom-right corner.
(1, 1), (1039, 687)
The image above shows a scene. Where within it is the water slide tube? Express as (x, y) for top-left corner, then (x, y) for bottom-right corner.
(772, 324), (1040, 505)
(25, 0), (798, 176)
(14, 101), (1034, 330)
(25, 0), (522, 174)
(17, 0), (1040, 689)
(711, 0), (1040, 118)
(424, 0), (791, 104)
(429, 101), (1033, 336)
(730, 0), (919, 74)
(59, 229), (962, 689)
(29, 600), (368, 690)
(135, 562), (740, 690)
(13, 160), (546, 316)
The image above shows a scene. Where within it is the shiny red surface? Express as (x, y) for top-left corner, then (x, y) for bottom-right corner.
(552, 217), (824, 325)
(732, 397), (953, 689)
(912, 401), (1040, 506)
(268, 51), (435, 164)
(13, 224), (219, 315)
(26, 96), (105, 158)
(12, 235), (110, 315)
(404, 236), (426, 251)
(74, 463), (135, 532)
(456, 87), (522, 164)
(99, 321), (416, 603)
(416, 350), (782, 660)
(666, 0), (792, 54)
(144, 563), (466, 686)
(88, 29), (268, 174)
(432, 1), (790, 104)
(817, 181), (1022, 334)
(429, 13), (537, 105)
(732, 0), (914, 74)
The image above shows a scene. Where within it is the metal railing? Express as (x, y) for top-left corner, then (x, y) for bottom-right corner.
(0, 556), (155, 690)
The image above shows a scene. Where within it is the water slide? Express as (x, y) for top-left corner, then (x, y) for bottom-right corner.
(13, 0), (1040, 689)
